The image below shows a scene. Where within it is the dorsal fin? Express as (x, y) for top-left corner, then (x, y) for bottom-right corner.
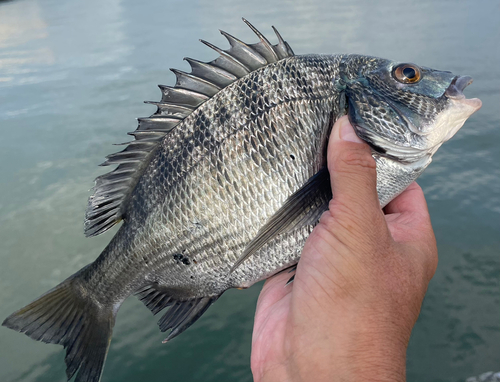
(84, 19), (295, 237)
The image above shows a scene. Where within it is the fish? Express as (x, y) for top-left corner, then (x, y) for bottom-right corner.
(2, 18), (481, 382)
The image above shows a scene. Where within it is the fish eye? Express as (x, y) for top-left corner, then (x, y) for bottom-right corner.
(393, 63), (422, 84)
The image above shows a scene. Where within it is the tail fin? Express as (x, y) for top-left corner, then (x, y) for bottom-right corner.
(2, 275), (116, 382)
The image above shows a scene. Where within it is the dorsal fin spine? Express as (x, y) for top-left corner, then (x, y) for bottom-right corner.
(144, 102), (194, 119)
(184, 57), (237, 87)
(242, 18), (279, 63)
(138, 116), (183, 131)
(219, 30), (268, 69)
(85, 19), (295, 237)
(272, 26), (285, 45)
(128, 131), (168, 142)
(170, 68), (221, 96)
(158, 86), (209, 108)
(200, 39), (252, 75)
(220, 29), (259, 53)
(272, 26), (295, 59)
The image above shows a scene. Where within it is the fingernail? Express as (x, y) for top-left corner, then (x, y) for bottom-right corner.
(339, 118), (363, 143)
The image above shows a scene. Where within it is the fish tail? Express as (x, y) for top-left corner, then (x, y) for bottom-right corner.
(2, 270), (117, 382)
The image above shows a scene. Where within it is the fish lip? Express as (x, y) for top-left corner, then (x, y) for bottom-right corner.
(445, 75), (473, 100)
(445, 75), (482, 110)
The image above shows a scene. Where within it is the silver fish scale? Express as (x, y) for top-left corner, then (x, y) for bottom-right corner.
(86, 54), (343, 302)
(374, 154), (430, 207)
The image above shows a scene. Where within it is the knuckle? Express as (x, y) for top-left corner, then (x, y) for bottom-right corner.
(328, 198), (357, 220)
(326, 199), (365, 234)
(328, 196), (385, 233)
(318, 209), (337, 231)
(323, 198), (388, 249)
(330, 146), (376, 175)
(316, 208), (352, 244)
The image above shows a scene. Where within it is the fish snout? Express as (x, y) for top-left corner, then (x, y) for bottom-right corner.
(445, 75), (473, 99)
(445, 75), (482, 111)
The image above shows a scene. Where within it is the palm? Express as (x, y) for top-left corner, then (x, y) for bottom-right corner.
(252, 269), (294, 376)
(251, 183), (432, 379)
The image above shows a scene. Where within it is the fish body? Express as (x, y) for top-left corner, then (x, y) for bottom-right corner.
(3, 20), (481, 382)
(88, 54), (340, 302)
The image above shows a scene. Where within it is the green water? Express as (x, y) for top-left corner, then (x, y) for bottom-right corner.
(0, 0), (498, 381)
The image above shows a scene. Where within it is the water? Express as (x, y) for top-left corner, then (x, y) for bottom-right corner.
(0, 0), (498, 381)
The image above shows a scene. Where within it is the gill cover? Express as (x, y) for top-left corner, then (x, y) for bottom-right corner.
(339, 55), (462, 162)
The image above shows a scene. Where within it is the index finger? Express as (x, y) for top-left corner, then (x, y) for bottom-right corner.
(383, 182), (429, 216)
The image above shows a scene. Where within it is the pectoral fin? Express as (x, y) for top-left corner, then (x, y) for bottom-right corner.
(230, 167), (332, 272)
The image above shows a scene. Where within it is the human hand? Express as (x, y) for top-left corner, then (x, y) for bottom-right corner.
(251, 116), (438, 382)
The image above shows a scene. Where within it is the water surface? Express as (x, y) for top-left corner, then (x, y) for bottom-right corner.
(0, 0), (498, 381)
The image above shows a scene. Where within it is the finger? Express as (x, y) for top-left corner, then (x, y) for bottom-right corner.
(327, 116), (380, 216)
(256, 271), (293, 313)
(383, 182), (429, 217)
(384, 182), (436, 265)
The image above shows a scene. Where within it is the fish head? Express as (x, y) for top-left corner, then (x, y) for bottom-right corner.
(340, 55), (482, 162)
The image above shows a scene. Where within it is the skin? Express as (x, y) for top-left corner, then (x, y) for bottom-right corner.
(251, 116), (438, 382)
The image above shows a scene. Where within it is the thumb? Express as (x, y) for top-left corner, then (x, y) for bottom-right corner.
(327, 116), (380, 216)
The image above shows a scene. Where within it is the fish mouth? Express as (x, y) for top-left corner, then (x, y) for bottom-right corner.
(445, 75), (482, 110)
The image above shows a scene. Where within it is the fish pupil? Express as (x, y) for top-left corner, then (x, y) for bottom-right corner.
(403, 67), (416, 79)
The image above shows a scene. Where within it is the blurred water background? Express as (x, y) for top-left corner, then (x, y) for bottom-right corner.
(0, 0), (498, 381)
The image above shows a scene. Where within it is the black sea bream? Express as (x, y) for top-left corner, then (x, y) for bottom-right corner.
(3, 19), (481, 382)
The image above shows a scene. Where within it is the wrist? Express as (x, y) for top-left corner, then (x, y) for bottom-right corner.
(281, 307), (408, 382)
(325, 307), (409, 382)
(333, 323), (407, 382)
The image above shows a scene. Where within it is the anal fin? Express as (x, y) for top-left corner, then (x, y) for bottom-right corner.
(160, 297), (218, 342)
(135, 285), (219, 342)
